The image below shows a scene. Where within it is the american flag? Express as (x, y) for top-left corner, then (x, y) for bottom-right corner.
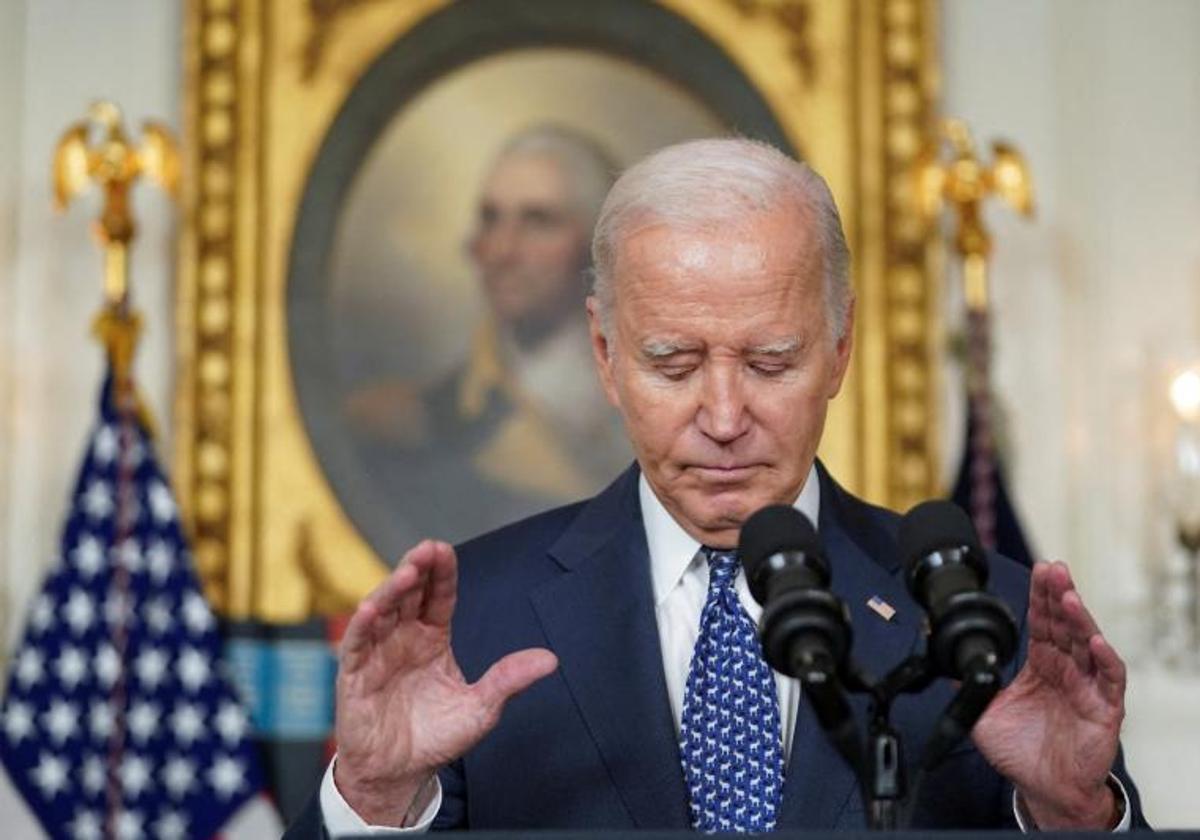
(0, 371), (263, 839)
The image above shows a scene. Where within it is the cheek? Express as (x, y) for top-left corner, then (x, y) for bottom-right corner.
(531, 233), (584, 272)
(761, 385), (829, 447)
(617, 377), (694, 453)
(743, 369), (825, 424)
(467, 232), (486, 262)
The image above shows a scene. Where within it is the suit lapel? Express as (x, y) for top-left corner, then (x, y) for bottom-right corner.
(777, 465), (920, 829)
(529, 466), (691, 829)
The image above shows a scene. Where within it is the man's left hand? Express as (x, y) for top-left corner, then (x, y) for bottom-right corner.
(972, 561), (1125, 830)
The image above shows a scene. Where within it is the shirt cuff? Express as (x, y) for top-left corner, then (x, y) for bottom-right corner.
(1012, 773), (1131, 832)
(320, 756), (442, 837)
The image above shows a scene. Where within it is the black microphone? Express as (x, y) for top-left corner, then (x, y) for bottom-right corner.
(739, 504), (852, 678)
(898, 501), (1018, 680)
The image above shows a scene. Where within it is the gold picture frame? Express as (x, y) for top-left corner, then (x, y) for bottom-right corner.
(176, 0), (941, 622)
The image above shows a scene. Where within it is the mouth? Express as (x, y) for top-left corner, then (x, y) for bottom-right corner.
(484, 274), (525, 298)
(689, 464), (761, 484)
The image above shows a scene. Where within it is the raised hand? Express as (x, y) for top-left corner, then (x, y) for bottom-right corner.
(332, 540), (558, 826)
(971, 561), (1125, 829)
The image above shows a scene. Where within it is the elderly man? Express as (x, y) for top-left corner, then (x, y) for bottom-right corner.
(291, 138), (1145, 834)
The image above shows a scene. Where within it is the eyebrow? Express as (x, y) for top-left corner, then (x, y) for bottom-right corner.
(639, 336), (804, 359)
(747, 337), (803, 356)
(477, 200), (569, 220)
(640, 339), (699, 359)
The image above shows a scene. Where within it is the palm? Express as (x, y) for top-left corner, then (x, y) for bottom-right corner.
(971, 562), (1125, 828)
(333, 540), (557, 825)
(339, 615), (471, 776)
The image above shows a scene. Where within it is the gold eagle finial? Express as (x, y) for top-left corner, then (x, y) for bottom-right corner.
(52, 101), (180, 309)
(912, 118), (1034, 311)
(52, 102), (179, 423)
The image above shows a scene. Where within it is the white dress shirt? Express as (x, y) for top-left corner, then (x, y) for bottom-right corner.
(320, 465), (1129, 834)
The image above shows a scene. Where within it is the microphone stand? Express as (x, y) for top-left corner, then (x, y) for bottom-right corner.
(789, 649), (1004, 830)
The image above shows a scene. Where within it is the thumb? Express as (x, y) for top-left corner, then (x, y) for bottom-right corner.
(474, 648), (558, 715)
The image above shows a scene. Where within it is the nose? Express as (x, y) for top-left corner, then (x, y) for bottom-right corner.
(473, 218), (520, 268)
(696, 363), (751, 444)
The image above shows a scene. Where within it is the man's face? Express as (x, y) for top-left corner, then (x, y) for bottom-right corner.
(468, 153), (591, 341)
(588, 202), (853, 547)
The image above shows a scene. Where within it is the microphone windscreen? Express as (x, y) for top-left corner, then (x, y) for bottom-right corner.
(897, 500), (983, 576)
(738, 504), (823, 585)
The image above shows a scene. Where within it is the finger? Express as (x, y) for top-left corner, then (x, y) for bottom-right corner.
(1089, 634), (1127, 709)
(396, 539), (455, 625)
(345, 563), (417, 652)
(340, 597), (384, 673)
(1045, 562), (1076, 656)
(367, 557), (425, 635)
(395, 556), (433, 624)
(1069, 631), (1094, 676)
(373, 540), (437, 624)
(473, 648), (559, 717)
(367, 546), (426, 611)
(1060, 582), (1101, 636)
(1051, 564), (1109, 678)
(1025, 562), (1055, 646)
(1021, 563), (1058, 676)
(339, 544), (432, 666)
(1061, 591), (1099, 674)
(419, 541), (458, 628)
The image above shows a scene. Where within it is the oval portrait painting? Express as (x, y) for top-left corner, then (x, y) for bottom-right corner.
(288, 14), (793, 561)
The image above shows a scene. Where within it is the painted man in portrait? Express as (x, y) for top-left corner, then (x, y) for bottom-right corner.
(344, 126), (632, 545)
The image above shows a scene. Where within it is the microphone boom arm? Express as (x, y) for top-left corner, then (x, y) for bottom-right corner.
(789, 647), (1006, 830)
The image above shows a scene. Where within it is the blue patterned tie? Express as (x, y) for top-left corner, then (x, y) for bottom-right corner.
(680, 547), (785, 833)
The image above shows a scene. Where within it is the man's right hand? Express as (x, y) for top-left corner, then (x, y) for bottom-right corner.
(332, 539), (559, 826)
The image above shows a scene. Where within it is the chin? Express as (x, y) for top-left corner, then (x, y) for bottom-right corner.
(654, 472), (773, 540)
(687, 496), (755, 538)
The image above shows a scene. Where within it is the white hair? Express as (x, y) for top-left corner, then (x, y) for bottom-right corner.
(590, 137), (852, 340)
(494, 124), (618, 231)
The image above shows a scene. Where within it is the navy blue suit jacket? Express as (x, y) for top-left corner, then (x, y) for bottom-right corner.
(286, 463), (1146, 833)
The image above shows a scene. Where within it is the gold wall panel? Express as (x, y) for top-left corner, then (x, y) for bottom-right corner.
(176, 0), (941, 621)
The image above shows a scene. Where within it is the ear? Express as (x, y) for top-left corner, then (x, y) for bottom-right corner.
(826, 295), (856, 399)
(586, 296), (622, 409)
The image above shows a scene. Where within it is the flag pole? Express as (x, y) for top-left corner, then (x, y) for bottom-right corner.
(913, 118), (1034, 550)
(51, 100), (180, 838)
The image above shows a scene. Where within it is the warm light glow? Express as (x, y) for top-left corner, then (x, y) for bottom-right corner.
(1170, 367), (1200, 423)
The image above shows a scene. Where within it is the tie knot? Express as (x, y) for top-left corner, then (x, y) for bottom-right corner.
(702, 547), (739, 585)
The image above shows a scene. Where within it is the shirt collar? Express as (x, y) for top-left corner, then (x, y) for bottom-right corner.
(457, 319), (509, 420)
(640, 464), (821, 607)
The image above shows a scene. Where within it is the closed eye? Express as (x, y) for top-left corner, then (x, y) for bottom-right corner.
(520, 206), (567, 230)
(657, 364), (697, 381)
(749, 362), (789, 377)
(746, 337), (804, 377)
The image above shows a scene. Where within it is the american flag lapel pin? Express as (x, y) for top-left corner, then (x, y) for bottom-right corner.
(867, 595), (896, 621)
